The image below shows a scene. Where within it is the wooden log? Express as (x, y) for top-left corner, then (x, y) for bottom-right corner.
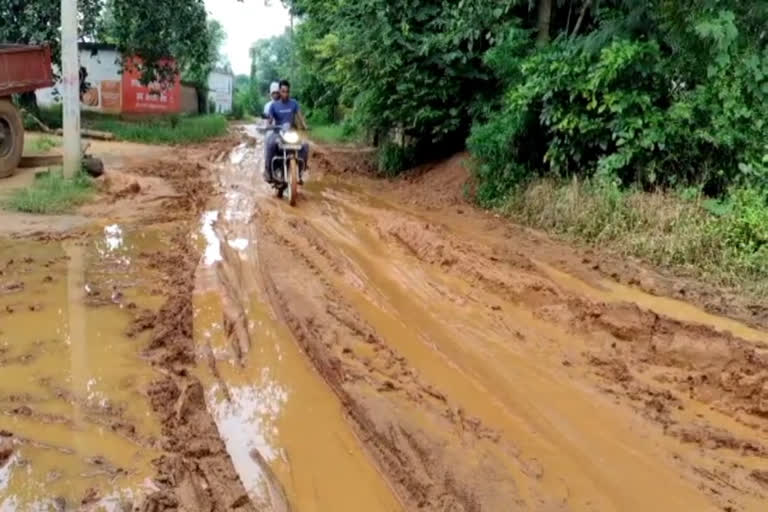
(18, 155), (63, 168)
(53, 128), (115, 141)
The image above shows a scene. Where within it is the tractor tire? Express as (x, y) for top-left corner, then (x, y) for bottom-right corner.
(0, 99), (24, 179)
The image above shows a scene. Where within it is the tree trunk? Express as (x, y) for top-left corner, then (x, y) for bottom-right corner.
(536, 0), (553, 47)
(571, 0), (593, 39)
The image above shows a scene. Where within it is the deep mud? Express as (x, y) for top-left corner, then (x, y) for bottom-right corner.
(4, 130), (768, 511)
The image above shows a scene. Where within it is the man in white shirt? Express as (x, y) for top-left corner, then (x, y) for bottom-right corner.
(262, 82), (280, 119)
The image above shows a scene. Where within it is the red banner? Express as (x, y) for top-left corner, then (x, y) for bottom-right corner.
(121, 57), (181, 114)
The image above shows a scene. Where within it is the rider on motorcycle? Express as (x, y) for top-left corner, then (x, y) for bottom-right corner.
(264, 79), (309, 184)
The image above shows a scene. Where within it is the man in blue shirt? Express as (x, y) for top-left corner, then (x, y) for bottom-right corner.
(264, 80), (309, 183)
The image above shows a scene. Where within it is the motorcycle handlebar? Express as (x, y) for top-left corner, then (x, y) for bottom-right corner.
(257, 125), (281, 134)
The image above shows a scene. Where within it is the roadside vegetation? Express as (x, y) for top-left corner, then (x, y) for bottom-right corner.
(5, 169), (93, 214)
(22, 107), (228, 145)
(23, 134), (61, 155)
(506, 180), (768, 296)
(237, 0), (768, 296)
(87, 114), (228, 144)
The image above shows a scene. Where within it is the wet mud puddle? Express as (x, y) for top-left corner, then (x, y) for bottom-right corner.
(192, 140), (401, 511)
(0, 227), (170, 510)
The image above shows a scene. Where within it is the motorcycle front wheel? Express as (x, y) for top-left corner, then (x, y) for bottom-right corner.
(287, 159), (298, 207)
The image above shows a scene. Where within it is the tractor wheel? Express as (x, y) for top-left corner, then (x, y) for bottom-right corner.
(0, 99), (24, 179)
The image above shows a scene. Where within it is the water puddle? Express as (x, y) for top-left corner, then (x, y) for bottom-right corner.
(191, 140), (401, 511)
(0, 227), (170, 510)
(533, 260), (768, 344)
(193, 290), (400, 511)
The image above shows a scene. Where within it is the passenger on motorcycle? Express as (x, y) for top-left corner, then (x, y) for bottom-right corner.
(262, 82), (280, 119)
(264, 80), (309, 184)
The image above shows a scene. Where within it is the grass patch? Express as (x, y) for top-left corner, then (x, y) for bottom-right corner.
(86, 114), (228, 144)
(24, 134), (61, 155)
(6, 169), (93, 214)
(503, 178), (768, 297)
(309, 122), (360, 144)
(22, 105), (228, 145)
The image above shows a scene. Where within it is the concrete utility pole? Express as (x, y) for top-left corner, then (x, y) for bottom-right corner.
(61, 0), (81, 177)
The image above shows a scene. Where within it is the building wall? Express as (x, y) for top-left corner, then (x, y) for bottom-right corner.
(36, 47), (183, 115)
(180, 85), (199, 115)
(121, 57), (181, 114)
(207, 71), (233, 114)
(36, 48), (122, 111)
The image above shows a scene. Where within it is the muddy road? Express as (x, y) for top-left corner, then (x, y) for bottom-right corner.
(2, 128), (768, 511)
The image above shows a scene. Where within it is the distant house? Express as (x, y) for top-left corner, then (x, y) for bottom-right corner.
(207, 67), (234, 114)
(36, 43), (198, 115)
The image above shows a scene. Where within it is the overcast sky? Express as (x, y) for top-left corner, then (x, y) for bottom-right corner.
(204, 0), (291, 76)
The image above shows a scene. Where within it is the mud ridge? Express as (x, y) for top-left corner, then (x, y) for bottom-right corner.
(130, 151), (259, 511)
(252, 206), (565, 512)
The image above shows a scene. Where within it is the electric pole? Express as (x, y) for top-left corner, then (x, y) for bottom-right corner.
(61, 0), (81, 177)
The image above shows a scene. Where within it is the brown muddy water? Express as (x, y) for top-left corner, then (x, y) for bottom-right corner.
(191, 141), (401, 511)
(0, 227), (170, 510)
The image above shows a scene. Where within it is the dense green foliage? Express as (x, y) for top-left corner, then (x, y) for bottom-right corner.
(0, 0), (102, 69)
(105, 0), (212, 85)
(286, 0), (519, 150)
(469, 3), (768, 204)
(275, 0), (766, 187)
(249, 31), (294, 98)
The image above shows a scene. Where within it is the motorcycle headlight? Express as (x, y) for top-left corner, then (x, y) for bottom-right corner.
(283, 131), (300, 144)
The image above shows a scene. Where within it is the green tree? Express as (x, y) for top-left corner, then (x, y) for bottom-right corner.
(109, 0), (211, 85)
(468, 1), (768, 203)
(249, 31), (293, 96)
(0, 0), (102, 64)
(208, 19), (230, 70)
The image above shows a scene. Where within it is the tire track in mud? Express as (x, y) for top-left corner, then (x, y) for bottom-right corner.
(295, 185), (768, 511)
(192, 136), (403, 512)
(124, 146), (261, 511)
(136, 133), (768, 511)
(252, 208), (534, 511)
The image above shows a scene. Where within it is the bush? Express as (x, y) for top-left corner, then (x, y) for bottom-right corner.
(709, 187), (768, 273)
(228, 100), (245, 120)
(469, 10), (768, 205)
(377, 142), (416, 177)
(22, 104), (63, 131)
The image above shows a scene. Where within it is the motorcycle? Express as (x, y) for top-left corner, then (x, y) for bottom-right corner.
(262, 122), (305, 207)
